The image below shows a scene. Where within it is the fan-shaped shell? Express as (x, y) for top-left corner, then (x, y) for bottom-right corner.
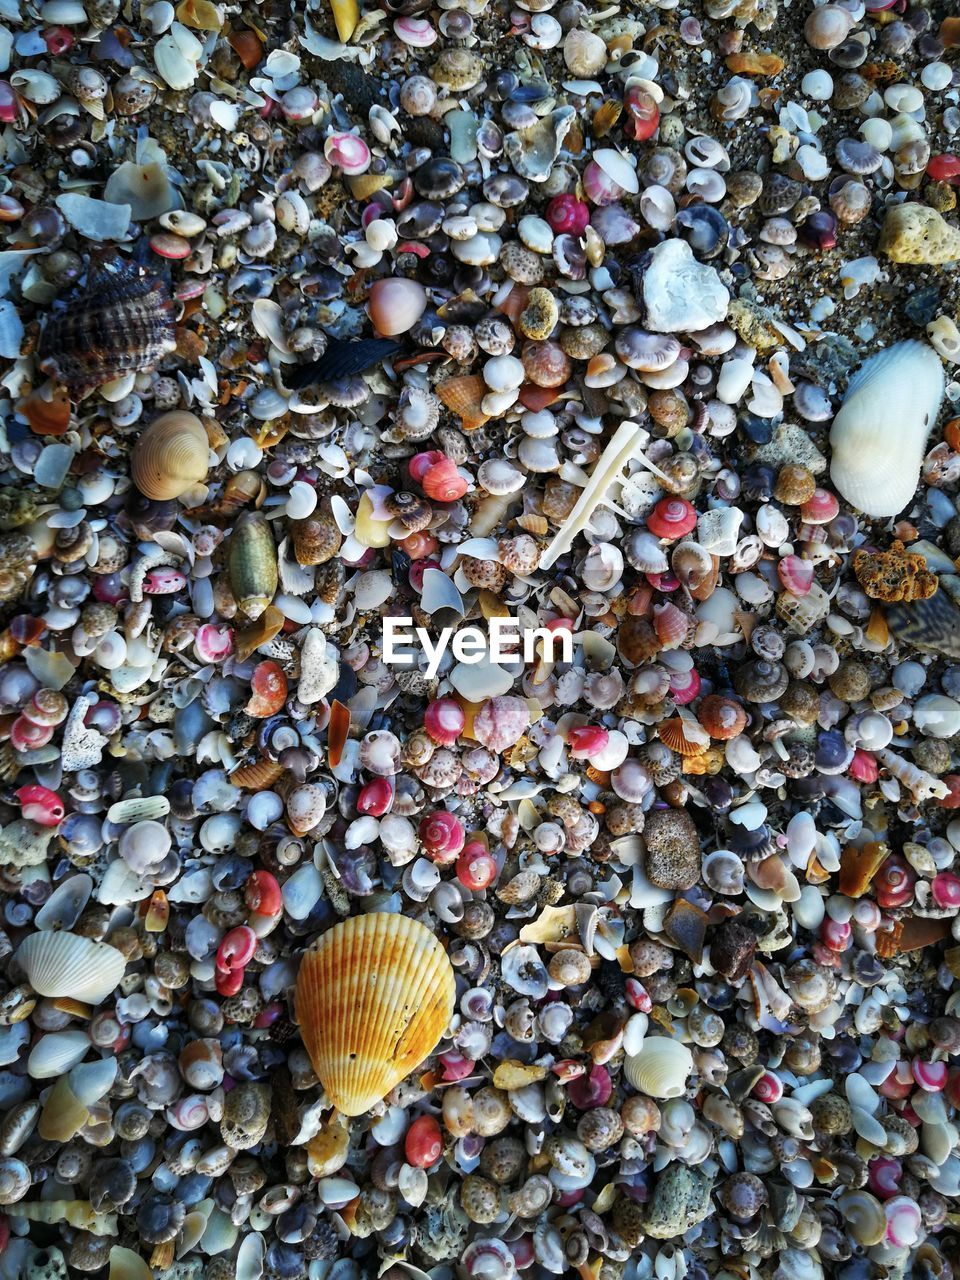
(829, 340), (944, 518)
(657, 716), (709, 756)
(131, 411), (210, 501)
(15, 931), (126, 1004)
(623, 1037), (693, 1099)
(295, 912), (455, 1116)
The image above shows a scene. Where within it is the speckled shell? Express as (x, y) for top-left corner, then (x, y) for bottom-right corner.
(38, 260), (176, 396)
(295, 913), (456, 1116)
(829, 340), (944, 518)
(622, 1037), (693, 1099)
(15, 931), (126, 1004)
(131, 412), (209, 501)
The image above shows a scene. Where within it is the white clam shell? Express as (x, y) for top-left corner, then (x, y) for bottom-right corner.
(622, 1037), (693, 1099)
(15, 931), (126, 1004)
(28, 1031), (91, 1079)
(829, 340), (945, 518)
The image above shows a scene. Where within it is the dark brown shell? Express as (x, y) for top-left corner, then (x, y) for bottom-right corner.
(38, 260), (177, 396)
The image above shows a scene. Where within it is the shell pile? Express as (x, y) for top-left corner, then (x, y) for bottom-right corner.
(2, 0), (960, 1279)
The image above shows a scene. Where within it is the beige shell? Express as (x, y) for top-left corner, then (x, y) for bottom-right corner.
(38, 1058), (118, 1142)
(15, 931), (126, 1004)
(295, 913), (456, 1116)
(109, 1246), (154, 1280)
(622, 1037), (694, 1099)
(27, 1030), (91, 1079)
(5, 1198), (117, 1236)
(829, 341), (944, 519)
(131, 411), (210, 501)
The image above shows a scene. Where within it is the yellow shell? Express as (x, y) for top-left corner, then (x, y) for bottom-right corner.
(295, 913), (455, 1116)
(131, 411), (209, 501)
(622, 1037), (693, 1099)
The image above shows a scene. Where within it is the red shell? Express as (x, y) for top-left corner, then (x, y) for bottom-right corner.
(244, 870), (282, 917)
(567, 725), (610, 758)
(15, 784), (65, 826)
(647, 498), (697, 539)
(327, 699), (350, 768)
(357, 778), (394, 816)
(246, 661), (288, 717)
(421, 457), (468, 503)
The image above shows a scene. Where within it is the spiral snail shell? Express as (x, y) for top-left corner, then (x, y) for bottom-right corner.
(131, 411), (210, 501)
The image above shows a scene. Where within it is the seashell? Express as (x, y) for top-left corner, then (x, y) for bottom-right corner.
(295, 912), (455, 1116)
(658, 715), (709, 756)
(15, 931), (126, 1003)
(623, 1037), (694, 1099)
(503, 107), (575, 183)
(27, 1030), (91, 1078)
(131, 411), (209, 501)
(109, 1247), (154, 1280)
(228, 512), (279, 620)
(38, 259), (177, 398)
(437, 375), (491, 433)
(829, 341), (945, 518)
(875, 748), (949, 802)
(368, 278), (427, 336)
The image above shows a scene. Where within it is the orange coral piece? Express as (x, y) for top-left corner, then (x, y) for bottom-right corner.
(852, 541), (938, 603)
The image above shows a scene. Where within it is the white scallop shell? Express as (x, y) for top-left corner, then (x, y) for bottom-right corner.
(623, 1037), (694, 1099)
(829, 340), (944, 518)
(15, 931), (126, 1004)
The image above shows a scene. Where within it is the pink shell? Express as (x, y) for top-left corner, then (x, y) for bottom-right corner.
(357, 778), (394, 817)
(669, 669), (701, 705)
(800, 488), (840, 524)
(932, 871), (960, 908)
(776, 555), (814, 596)
(418, 810), (465, 864)
(582, 160), (625, 207)
(10, 716), (54, 751)
(195, 623), (234, 663)
(884, 1196), (922, 1248)
(653, 601), (689, 649)
(424, 697), (466, 746)
(567, 725), (609, 758)
(324, 132), (371, 176)
(15, 784), (65, 826)
(143, 569), (188, 594)
(473, 695), (531, 753)
(751, 1072), (783, 1103)
(848, 749), (878, 783)
(912, 1057), (948, 1091)
(394, 15), (437, 45)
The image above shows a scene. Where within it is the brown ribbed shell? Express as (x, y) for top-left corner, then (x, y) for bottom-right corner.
(38, 261), (177, 396)
(295, 913), (455, 1116)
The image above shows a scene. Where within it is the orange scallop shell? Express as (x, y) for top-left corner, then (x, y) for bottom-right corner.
(230, 758), (285, 790)
(657, 716), (709, 756)
(437, 375), (490, 432)
(295, 913), (456, 1116)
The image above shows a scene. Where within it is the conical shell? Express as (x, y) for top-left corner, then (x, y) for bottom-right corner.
(623, 1037), (693, 1099)
(131, 411), (210, 501)
(15, 931), (126, 1003)
(38, 260), (176, 397)
(295, 913), (455, 1116)
(829, 340), (944, 518)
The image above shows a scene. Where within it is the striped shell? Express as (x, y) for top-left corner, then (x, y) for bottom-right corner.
(131, 411), (209, 501)
(623, 1037), (693, 1099)
(38, 260), (177, 397)
(295, 913), (455, 1116)
(15, 931), (126, 1004)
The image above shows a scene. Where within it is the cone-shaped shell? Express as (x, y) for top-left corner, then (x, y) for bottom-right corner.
(296, 913), (455, 1116)
(623, 1037), (694, 1099)
(15, 931), (126, 1003)
(131, 411), (210, 501)
(829, 341), (944, 519)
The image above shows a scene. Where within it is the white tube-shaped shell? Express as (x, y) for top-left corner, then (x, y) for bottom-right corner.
(829, 340), (944, 518)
